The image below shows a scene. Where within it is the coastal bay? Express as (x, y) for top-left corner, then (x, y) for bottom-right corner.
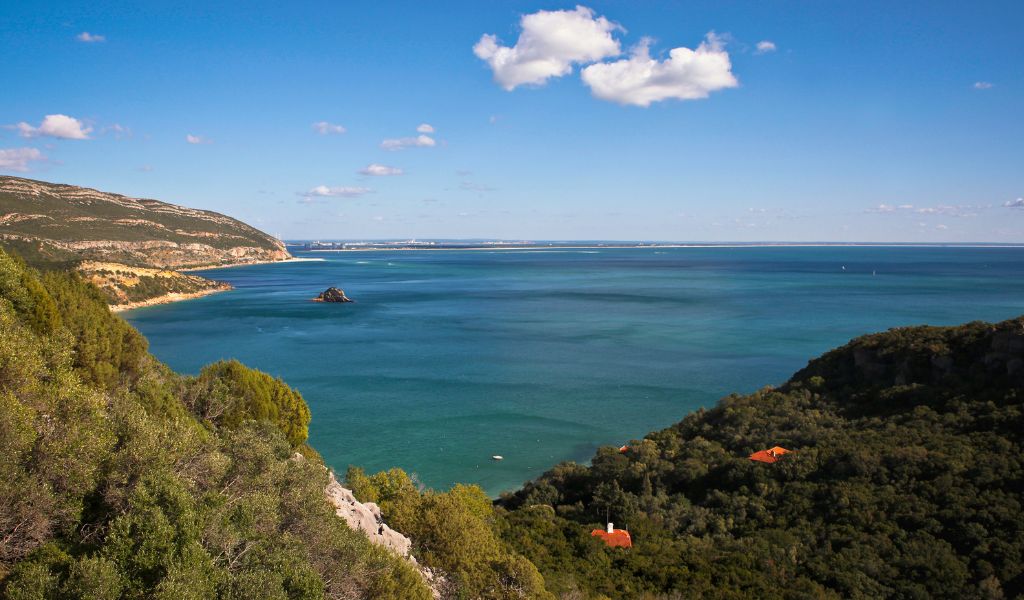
(125, 245), (1024, 495)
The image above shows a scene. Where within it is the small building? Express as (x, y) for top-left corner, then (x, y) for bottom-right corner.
(591, 522), (633, 548)
(749, 446), (793, 464)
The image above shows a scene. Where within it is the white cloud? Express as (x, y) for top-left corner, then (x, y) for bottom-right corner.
(580, 33), (738, 106)
(474, 5), (622, 90)
(380, 134), (435, 151)
(0, 148), (46, 172)
(302, 185), (372, 198)
(76, 32), (105, 43)
(186, 133), (211, 145)
(359, 163), (403, 176)
(313, 121), (346, 135)
(103, 123), (131, 139)
(869, 203), (988, 217)
(1004, 198), (1024, 209)
(935, 224), (949, 230)
(16, 114), (92, 139)
(973, 81), (993, 90)
(416, 123), (435, 133)
(755, 40), (777, 54)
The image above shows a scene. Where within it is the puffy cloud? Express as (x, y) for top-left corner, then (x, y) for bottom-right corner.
(313, 121), (346, 135)
(1004, 198), (1024, 209)
(359, 163), (403, 176)
(416, 123), (435, 133)
(302, 185), (372, 198)
(380, 134), (435, 151)
(973, 81), (993, 90)
(755, 40), (776, 54)
(580, 33), (738, 106)
(186, 133), (211, 144)
(0, 147), (46, 172)
(474, 6), (621, 90)
(16, 114), (92, 139)
(76, 32), (105, 43)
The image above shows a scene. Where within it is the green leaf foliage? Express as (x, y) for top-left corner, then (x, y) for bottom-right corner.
(0, 248), (431, 599)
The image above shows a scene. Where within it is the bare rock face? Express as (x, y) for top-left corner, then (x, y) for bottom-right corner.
(324, 471), (412, 556)
(314, 287), (353, 303)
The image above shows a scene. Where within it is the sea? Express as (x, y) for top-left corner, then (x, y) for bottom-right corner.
(124, 246), (1024, 495)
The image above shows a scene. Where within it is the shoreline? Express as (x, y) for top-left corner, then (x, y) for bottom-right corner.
(110, 286), (231, 312)
(179, 256), (323, 272)
(297, 242), (1024, 253)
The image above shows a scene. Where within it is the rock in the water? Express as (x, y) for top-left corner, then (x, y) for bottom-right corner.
(315, 287), (353, 303)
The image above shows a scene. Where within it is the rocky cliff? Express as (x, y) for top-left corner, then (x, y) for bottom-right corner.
(0, 176), (292, 306)
(0, 176), (290, 269)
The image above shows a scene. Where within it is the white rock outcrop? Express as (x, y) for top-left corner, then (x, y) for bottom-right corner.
(324, 470), (413, 557)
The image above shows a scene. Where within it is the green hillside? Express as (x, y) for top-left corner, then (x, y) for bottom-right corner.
(495, 317), (1024, 598)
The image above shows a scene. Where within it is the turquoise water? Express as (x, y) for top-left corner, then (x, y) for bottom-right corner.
(125, 247), (1024, 495)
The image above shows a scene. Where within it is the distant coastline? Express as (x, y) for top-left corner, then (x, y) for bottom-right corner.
(178, 256), (323, 272)
(293, 241), (1024, 252)
(110, 286), (230, 312)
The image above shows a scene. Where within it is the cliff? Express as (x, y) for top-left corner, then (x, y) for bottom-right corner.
(0, 176), (291, 306)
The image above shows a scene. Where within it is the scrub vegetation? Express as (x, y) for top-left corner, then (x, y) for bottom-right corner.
(2, 244), (1021, 599)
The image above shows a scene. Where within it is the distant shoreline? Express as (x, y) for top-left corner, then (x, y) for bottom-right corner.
(179, 256), (322, 272)
(110, 286), (230, 312)
(297, 242), (1024, 252)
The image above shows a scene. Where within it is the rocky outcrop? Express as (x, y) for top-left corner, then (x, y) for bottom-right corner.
(792, 317), (1024, 391)
(314, 287), (353, 303)
(324, 471), (412, 556)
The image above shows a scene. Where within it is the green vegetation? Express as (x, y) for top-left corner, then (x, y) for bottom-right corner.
(0, 249), (429, 599)
(3, 239), (1023, 600)
(83, 268), (227, 306)
(345, 467), (552, 599)
(497, 318), (1024, 599)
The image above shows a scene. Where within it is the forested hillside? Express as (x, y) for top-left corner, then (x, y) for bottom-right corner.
(495, 316), (1024, 598)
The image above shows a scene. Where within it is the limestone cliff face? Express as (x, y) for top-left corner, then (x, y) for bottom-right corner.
(324, 470), (413, 557)
(0, 176), (290, 269)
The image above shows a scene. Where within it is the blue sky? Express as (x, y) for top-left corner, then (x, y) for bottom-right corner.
(1, 1), (1022, 242)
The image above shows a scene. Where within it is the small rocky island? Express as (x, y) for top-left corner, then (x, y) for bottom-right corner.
(314, 287), (354, 303)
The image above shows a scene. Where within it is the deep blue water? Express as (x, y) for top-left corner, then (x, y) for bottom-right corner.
(125, 246), (1024, 495)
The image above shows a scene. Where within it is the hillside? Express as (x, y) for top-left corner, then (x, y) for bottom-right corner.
(494, 317), (1024, 598)
(0, 176), (290, 305)
(0, 176), (289, 269)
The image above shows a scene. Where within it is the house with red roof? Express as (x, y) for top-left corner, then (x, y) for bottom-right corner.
(591, 523), (633, 548)
(749, 446), (794, 464)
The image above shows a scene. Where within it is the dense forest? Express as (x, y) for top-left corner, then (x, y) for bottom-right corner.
(2, 244), (1022, 599)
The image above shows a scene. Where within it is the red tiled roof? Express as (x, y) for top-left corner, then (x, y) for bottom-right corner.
(749, 446), (794, 464)
(591, 528), (633, 548)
